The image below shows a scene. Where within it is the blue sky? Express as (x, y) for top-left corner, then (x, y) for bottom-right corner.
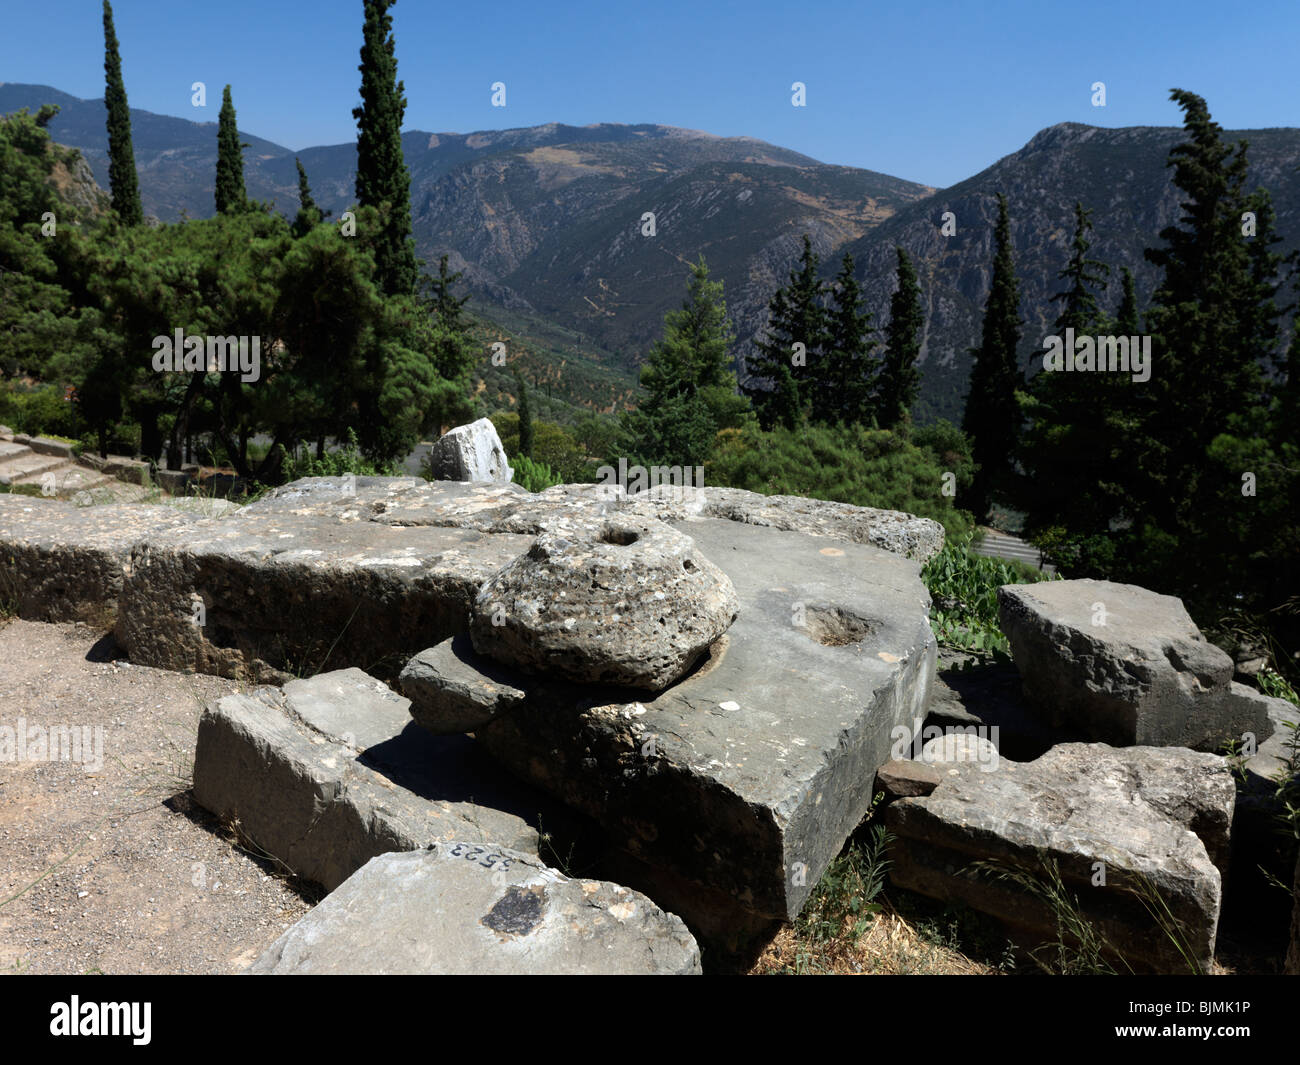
(2, 0), (1296, 187)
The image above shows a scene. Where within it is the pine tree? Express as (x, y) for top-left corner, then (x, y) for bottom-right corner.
(353, 0), (417, 296)
(817, 252), (876, 427)
(215, 85), (248, 215)
(515, 370), (534, 458)
(877, 247), (923, 431)
(1051, 202), (1109, 333)
(620, 256), (751, 465)
(292, 158), (328, 237)
(101, 1), (142, 225)
(1018, 204), (1126, 553)
(962, 193), (1022, 517)
(1137, 90), (1281, 535)
(743, 234), (825, 430)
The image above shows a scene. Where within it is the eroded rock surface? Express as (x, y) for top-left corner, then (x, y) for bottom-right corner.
(249, 845), (701, 975)
(998, 579), (1268, 750)
(886, 742), (1235, 973)
(469, 514), (739, 690)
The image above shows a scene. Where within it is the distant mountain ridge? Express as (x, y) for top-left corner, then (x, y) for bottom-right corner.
(5, 83), (1298, 424)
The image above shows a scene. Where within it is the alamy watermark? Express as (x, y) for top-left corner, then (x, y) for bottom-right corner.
(596, 457), (706, 504)
(1042, 328), (1151, 383)
(151, 329), (261, 382)
(1, 717), (104, 773)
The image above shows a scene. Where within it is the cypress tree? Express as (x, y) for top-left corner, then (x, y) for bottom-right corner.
(962, 193), (1022, 518)
(101, 1), (142, 225)
(818, 252), (876, 427)
(1051, 202), (1109, 333)
(215, 85), (248, 215)
(1018, 204), (1126, 550)
(292, 158), (327, 237)
(877, 247), (923, 431)
(516, 371), (534, 458)
(744, 234), (825, 430)
(353, 0), (417, 296)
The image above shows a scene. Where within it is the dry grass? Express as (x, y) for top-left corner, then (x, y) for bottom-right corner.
(750, 893), (1001, 975)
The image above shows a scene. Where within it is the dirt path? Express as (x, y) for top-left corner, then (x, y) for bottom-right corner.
(0, 618), (312, 974)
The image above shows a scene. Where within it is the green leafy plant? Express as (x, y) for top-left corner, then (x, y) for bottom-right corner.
(511, 454), (562, 493)
(921, 532), (1056, 656)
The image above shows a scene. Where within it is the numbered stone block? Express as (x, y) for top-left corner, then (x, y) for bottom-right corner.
(192, 667), (546, 892)
(249, 845), (701, 975)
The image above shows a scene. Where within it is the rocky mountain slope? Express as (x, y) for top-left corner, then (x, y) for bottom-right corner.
(6, 83), (1297, 424)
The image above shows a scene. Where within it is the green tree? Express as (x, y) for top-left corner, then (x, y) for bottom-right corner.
(877, 246), (923, 431)
(101, 1), (142, 225)
(962, 193), (1022, 518)
(292, 158), (328, 237)
(1017, 202), (1127, 553)
(744, 234), (825, 430)
(620, 256), (751, 466)
(215, 85), (248, 215)
(817, 251), (876, 427)
(1051, 202), (1109, 333)
(353, 0), (417, 296)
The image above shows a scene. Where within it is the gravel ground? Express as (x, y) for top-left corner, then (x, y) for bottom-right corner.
(0, 617), (313, 974)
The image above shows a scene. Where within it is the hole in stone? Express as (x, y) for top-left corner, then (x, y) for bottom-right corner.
(600, 527), (639, 546)
(682, 558), (697, 572)
(801, 606), (875, 647)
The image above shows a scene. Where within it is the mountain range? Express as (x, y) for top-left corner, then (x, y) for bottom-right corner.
(4, 82), (1298, 424)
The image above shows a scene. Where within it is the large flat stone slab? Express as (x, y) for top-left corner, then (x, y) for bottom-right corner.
(886, 742), (1235, 974)
(117, 506), (531, 681)
(474, 516), (936, 928)
(998, 578), (1267, 750)
(249, 846), (700, 974)
(192, 667), (546, 892)
(244, 477), (945, 561)
(0, 495), (196, 625)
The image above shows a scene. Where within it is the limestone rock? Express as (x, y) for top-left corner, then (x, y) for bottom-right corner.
(0, 495), (195, 625)
(116, 505), (530, 682)
(400, 633), (529, 735)
(192, 667), (543, 891)
(920, 731), (999, 767)
(886, 742), (1235, 973)
(998, 579), (1268, 750)
(875, 759), (942, 799)
(424, 418), (513, 483)
(476, 517), (937, 926)
(248, 846), (701, 975)
(470, 514), (739, 691)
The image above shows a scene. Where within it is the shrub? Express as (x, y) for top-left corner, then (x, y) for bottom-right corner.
(511, 454), (562, 493)
(706, 421), (974, 540)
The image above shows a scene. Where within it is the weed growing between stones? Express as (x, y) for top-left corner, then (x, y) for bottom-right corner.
(921, 532), (1058, 658)
(970, 853), (1207, 975)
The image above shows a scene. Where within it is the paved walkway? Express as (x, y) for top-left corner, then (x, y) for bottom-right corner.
(971, 528), (1057, 575)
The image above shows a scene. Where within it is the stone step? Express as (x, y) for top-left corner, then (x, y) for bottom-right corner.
(0, 451), (67, 481)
